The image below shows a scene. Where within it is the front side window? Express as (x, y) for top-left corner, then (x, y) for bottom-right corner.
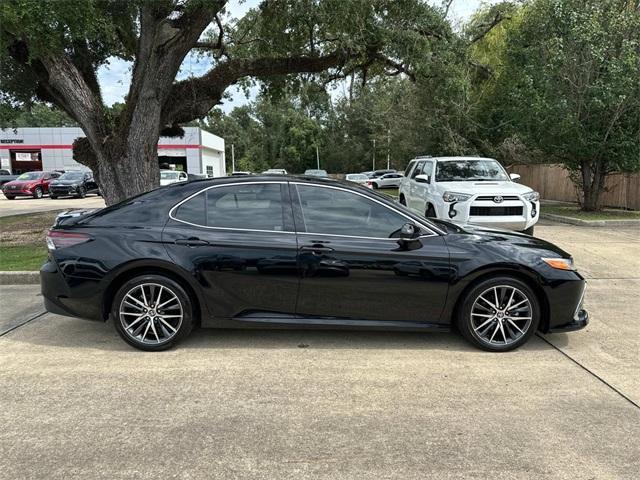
(173, 183), (286, 231)
(411, 161), (425, 179)
(297, 185), (407, 238)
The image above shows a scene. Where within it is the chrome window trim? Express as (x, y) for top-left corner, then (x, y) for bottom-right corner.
(168, 181), (296, 234)
(292, 182), (442, 237)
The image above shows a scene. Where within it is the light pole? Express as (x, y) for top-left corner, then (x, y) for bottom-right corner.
(231, 143), (235, 172)
(386, 129), (390, 170)
(316, 145), (320, 170)
(372, 138), (376, 170)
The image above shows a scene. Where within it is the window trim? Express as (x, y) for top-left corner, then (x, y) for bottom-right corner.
(292, 182), (439, 240)
(168, 181), (296, 234)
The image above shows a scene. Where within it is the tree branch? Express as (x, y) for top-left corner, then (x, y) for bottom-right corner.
(163, 50), (352, 124)
(471, 12), (509, 43)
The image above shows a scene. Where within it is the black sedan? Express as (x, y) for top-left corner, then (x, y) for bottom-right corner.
(49, 170), (99, 199)
(41, 176), (588, 351)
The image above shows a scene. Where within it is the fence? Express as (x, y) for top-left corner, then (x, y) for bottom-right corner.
(508, 164), (640, 210)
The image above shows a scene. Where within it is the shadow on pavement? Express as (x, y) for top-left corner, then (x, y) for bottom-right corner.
(6, 313), (554, 354)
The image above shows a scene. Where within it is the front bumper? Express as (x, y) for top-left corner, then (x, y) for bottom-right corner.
(3, 187), (33, 196)
(50, 186), (78, 196)
(439, 197), (540, 231)
(548, 308), (589, 332)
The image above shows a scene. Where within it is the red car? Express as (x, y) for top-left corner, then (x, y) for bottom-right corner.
(1, 171), (62, 199)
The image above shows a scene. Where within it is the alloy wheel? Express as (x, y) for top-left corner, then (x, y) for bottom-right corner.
(118, 283), (183, 345)
(470, 285), (533, 346)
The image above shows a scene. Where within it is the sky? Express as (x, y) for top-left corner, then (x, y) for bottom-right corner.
(97, 0), (495, 111)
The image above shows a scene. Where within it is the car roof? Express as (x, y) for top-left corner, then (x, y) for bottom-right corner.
(412, 156), (496, 162)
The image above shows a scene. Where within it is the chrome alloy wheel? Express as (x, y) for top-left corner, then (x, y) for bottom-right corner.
(119, 283), (183, 345)
(470, 285), (533, 346)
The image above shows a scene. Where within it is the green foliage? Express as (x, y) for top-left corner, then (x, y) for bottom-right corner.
(0, 103), (77, 128)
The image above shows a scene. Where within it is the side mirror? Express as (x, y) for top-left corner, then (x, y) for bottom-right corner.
(400, 223), (419, 239)
(510, 173), (521, 182)
(415, 174), (430, 184)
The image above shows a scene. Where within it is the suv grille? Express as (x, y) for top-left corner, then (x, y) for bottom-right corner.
(470, 206), (523, 216)
(476, 195), (520, 201)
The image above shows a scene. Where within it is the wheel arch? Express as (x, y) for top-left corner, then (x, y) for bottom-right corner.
(101, 260), (204, 325)
(448, 267), (550, 333)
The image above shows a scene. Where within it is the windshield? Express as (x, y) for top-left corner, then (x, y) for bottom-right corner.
(435, 160), (508, 182)
(59, 172), (84, 180)
(16, 172), (42, 180)
(161, 171), (180, 179)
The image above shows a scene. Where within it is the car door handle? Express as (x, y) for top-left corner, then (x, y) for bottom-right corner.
(300, 244), (334, 254)
(175, 237), (210, 247)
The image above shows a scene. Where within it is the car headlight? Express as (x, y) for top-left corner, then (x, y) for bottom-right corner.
(542, 257), (575, 271)
(442, 191), (472, 203)
(523, 191), (540, 202)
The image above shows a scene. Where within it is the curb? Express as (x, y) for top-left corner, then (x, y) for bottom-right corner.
(541, 213), (640, 227)
(0, 271), (40, 285)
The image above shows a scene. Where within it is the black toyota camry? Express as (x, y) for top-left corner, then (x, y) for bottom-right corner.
(41, 175), (588, 351)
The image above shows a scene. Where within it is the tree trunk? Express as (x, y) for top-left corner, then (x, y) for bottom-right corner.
(580, 159), (607, 212)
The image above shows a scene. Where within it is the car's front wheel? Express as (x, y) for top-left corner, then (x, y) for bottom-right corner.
(112, 275), (194, 351)
(5, 195), (15, 200)
(76, 186), (86, 198)
(425, 204), (437, 218)
(399, 194), (406, 206)
(33, 187), (43, 199)
(522, 226), (534, 236)
(456, 276), (540, 352)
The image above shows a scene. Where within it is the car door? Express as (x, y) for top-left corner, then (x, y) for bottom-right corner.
(293, 183), (450, 324)
(412, 160), (434, 214)
(162, 181), (300, 320)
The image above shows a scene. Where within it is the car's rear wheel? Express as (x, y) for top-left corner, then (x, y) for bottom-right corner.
(372, 182), (379, 189)
(33, 187), (43, 199)
(112, 275), (194, 351)
(456, 276), (539, 352)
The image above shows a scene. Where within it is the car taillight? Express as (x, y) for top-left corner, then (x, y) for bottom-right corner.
(46, 230), (91, 250)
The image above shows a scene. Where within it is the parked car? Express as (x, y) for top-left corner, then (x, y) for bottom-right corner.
(365, 169), (396, 179)
(399, 156), (540, 235)
(345, 173), (369, 185)
(41, 175), (587, 352)
(367, 172), (404, 189)
(262, 168), (288, 175)
(49, 170), (99, 199)
(304, 169), (328, 177)
(0, 169), (19, 186)
(2, 170), (61, 199)
(230, 171), (252, 176)
(160, 170), (188, 186)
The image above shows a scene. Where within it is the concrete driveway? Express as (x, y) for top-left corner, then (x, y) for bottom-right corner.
(0, 193), (105, 217)
(1, 222), (638, 479)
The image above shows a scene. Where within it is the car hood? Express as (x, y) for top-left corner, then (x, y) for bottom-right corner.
(52, 180), (80, 186)
(3, 180), (36, 187)
(445, 221), (571, 259)
(436, 180), (533, 195)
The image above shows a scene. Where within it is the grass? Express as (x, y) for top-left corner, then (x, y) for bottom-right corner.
(542, 204), (640, 221)
(0, 210), (62, 271)
(380, 187), (399, 199)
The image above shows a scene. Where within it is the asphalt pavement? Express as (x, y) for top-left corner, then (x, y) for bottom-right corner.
(0, 193), (105, 217)
(0, 222), (638, 479)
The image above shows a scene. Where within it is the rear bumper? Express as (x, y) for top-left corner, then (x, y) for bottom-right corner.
(41, 259), (103, 321)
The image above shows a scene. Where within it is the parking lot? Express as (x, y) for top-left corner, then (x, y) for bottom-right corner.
(1, 221), (639, 479)
(0, 193), (105, 217)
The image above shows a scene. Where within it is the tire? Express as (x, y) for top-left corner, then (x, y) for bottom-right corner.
(399, 195), (406, 206)
(425, 204), (437, 218)
(522, 226), (534, 236)
(372, 183), (379, 189)
(76, 186), (86, 198)
(456, 276), (540, 352)
(112, 274), (195, 351)
(50, 194), (58, 200)
(5, 195), (15, 200)
(33, 187), (43, 199)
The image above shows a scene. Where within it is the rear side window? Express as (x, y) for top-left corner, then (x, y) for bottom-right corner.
(173, 183), (287, 231)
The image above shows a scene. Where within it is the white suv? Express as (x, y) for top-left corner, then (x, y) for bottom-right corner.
(398, 156), (540, 234)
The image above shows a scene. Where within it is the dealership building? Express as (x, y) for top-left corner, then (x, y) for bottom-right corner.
(0, 127), (226, 177)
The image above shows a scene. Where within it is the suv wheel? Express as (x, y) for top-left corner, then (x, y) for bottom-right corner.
(112, 274), (195, 351)
(522, 226), (534, 236)
(456, 276), (540, 352)
(399, 195), (406, 206)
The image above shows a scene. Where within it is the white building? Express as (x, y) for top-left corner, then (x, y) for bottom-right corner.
(0, 127), (225, 177)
